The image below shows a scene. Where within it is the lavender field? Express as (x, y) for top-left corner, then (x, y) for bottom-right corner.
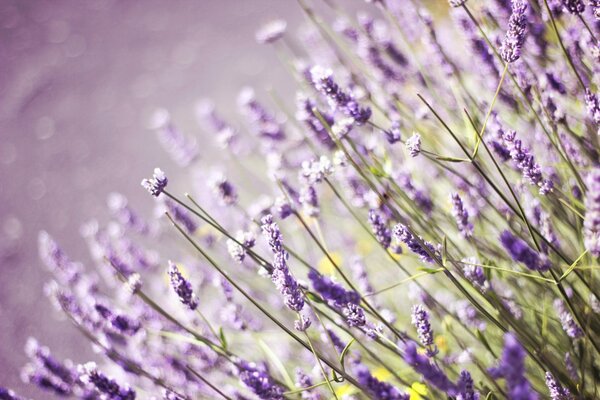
(1, 0), (600, 399)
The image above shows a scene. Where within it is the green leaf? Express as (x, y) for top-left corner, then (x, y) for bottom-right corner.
(218, 327), (228, 351)
(339, 338), (356, 372)
(305, 291), (325, 304)
(476, 329), (496, 358)
(435, 156), (471, 163)
(559, 249), (588, 282)
(442, 236), (448, 267)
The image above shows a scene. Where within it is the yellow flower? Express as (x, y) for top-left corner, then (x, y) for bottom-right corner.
(372, 367), (392, 382)
(356, 239), (374, 256)
(318, 252), (343, 275)
(408, 382), (428, 400)
(435, 335), (448, 354)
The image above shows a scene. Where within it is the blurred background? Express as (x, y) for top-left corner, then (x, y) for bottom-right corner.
(0, 0), (306, 397)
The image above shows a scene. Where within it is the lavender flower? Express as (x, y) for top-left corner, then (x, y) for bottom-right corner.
(585, 88), (600, 127)
(449, 0), (468, 6)
(78, 362), (136, 400)
(141, 168), (168, 197)
(94, 303), (141, 336)
(343, 302), (367, 327)
(368, 209), (392, 249)
(583, 169), (600, 256)
(411, 304), (438, 356)
(403, 341), (457, 395)
(457, 370), (479, 400)
(296, 93), (336, 149)
(562, 0), (586, 13)
(210, 174), (238, 206)
(500, 0), (528, 63)
(255, 19), (287, 44)
(310, 66), (371, 125)
(499, 230), (551, 271)
(489, 333), (538, 400)
(554, 299), (583, 339)
(502, 130), (553, 195)
(295, 369), (321, 400)
(462, 257), (489, 292)
(164, 199), (197, 234)
(308, 270), (360, 306)
(261, 214), (305, 312)
(393, 224), (438, 263)
(406, 133), (421, 157)
(545, 372), (572, 399)
(383, 120), (402, 144)
(236, 361), (284, 399)
(354, 364), (410, 400)
(590, 0), (600, 18)
(0, 388), (27, 400)
(168, 261), (199, 310)
(451, 193), (473, 237)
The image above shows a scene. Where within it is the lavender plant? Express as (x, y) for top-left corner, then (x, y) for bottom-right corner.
(5, 0), (600, 399)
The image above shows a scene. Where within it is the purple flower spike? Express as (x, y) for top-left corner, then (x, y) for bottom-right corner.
(368, 209), (392, 249)
(561, 0), (585, 14)
(141, 168), (168, 197)
(406, 133), (422, 157)
(451, 193), (473, 238)
(168, 261), (199, 310)
(502, 130), (553, 195)
(403, 341), (457, 395)
(489, 333), (538, 400)
(393, 224), (438, 263)
(457, 370), (479, 400)
(237, 361), (284, 400)
(355, 363), (410, 400)
(261, 215), (305, 313)
(500, 0), (528, 63)
(310, 66), (371, 125)
(499, 230), (551, 272)
(545, 371), (572, 399)
(78, 362), (136, 400)
(554, 299), (583, 339)
(411, 304), (437, 356)
(585, 89), (600, 127)
(584, 168), (600, 257)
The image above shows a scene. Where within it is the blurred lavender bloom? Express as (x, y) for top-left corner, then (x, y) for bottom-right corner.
(227, 231), (255, 264)
(308, 270), (360, 306)
(404, 341), (457, 395)
(210, 174), (238, 206)
(411, 304), (437, 356)
(299, 185), (320, 218)
(590, 0), (600, 18)
(78, 362), (136, 400)
(255, 19), (287, 44)
(449, 0), (468, 6)
(261, 215), (305, 312)
(236, 361), (284, 400)
(238, 88), (285, 141)
(585, 88), (600, 128)
(164, 390), (185, 400)
(499, 230), (551, 271)
(300, 156), (333, 186)
(295, 369), (321, 400)
(164, 199), (197, 234)
(195, 99), (239, 150)
(457, 370), (479, 400)
(368, 209), (392, 249)
(462, 257), (489, 293)
(141, 168), (168, 197)
(94, 303), (141, 336)
(562, 0), (586, 13)
(396, 173), (433, 215)
(502, 130), (553, 195)
(500, 0), (528, 63)
(553, 299), (583, 339)
(24, 338), (76, 387)
(343, 303), (367, 327)
(38, 231), (82, 286)
(489, 333), (538, 400)
(451, 193), (473, 237)
(545, 372), (572, 399)
(393, 224), (438, 263)
(0, 388), (28, 400)
(310, 66), (371, 125)
(383, 120), (402, 144)
(21, 365), (72, 396)
(107, 193), (150, 235)
(168, 261), (199, 310)
(406, 132), (421, 157)
(354, 363), (409, 400)
(296, 93), (336, 149)
(149, 109), (199, 167)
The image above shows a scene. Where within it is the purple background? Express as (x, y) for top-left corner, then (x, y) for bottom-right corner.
(0, 0), (303, 397)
